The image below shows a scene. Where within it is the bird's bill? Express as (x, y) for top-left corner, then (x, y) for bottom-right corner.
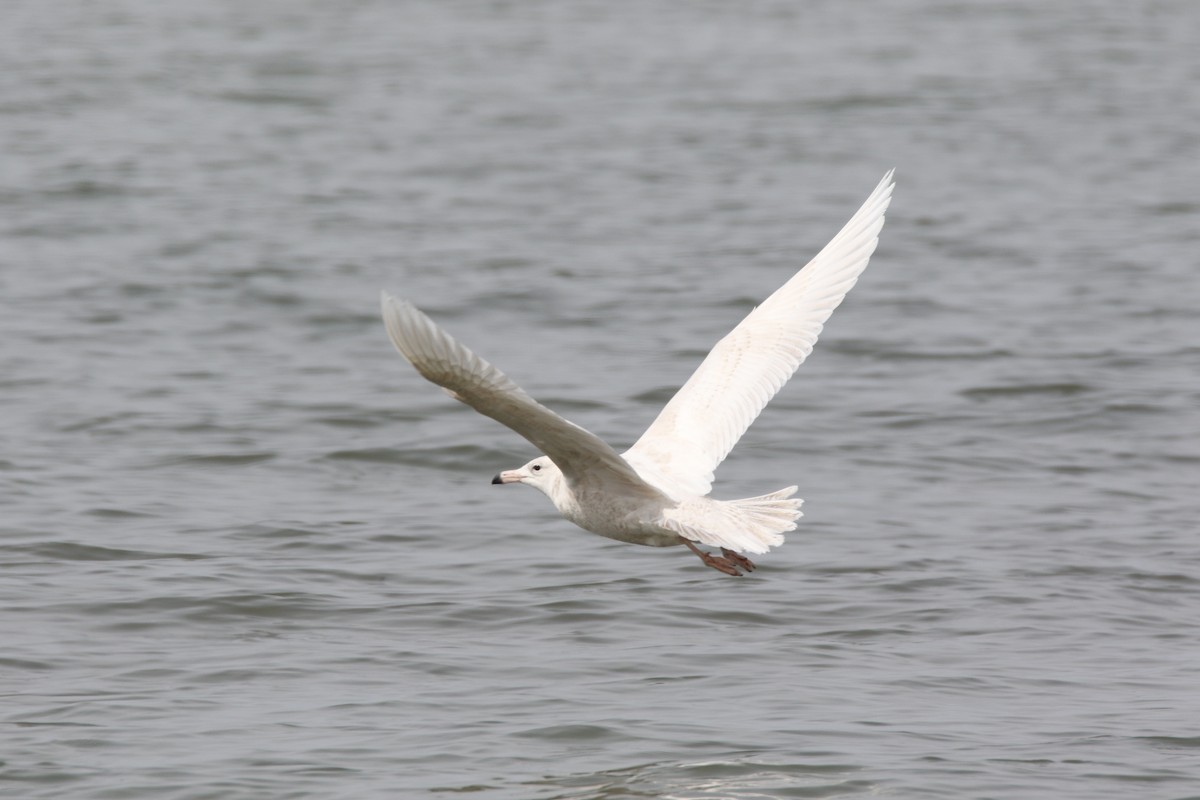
(491, 470), (522, 485)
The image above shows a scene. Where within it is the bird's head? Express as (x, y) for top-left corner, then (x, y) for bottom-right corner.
(491, 455), (562, 497)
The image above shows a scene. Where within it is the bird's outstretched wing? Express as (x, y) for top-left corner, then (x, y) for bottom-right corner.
(623, 170), (895, 499)
(381, 293), (665, 500)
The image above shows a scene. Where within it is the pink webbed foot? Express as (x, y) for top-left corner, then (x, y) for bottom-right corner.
(720, 548), (756, 572)
(682, 540), (748, 576)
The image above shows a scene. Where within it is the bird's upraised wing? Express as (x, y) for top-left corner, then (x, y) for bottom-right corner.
(623, 170), (895, 499)
(381, 293), (664, 500)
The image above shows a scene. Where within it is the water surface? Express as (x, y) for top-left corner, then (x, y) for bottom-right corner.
(2, 1), (1198, 798)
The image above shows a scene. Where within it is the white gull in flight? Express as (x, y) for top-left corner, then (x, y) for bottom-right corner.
(381, 171), (894, 576)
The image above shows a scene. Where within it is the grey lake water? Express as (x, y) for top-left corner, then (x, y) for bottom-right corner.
(2, 1), (1199, 798)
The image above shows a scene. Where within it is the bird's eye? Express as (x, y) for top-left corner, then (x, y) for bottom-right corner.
(532, 464), (542, 472)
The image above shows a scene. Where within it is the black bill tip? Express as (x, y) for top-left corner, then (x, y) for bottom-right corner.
(491, 474), (503, 485)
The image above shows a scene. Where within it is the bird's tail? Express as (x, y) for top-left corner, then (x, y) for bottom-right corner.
(719, 486), (804, 553)
(661, 486), (803, 555)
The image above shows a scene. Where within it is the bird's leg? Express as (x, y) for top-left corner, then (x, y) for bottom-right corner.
(682, 540), (743, 576)
(720, 548), (756, 572)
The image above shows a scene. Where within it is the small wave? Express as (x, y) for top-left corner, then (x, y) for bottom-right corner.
(961, 382), (1093, 399)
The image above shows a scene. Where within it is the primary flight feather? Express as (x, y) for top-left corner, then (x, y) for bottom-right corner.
(382, 170), (894, 575)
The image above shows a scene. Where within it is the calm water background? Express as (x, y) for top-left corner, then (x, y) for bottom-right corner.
(2, 1), (1199, 798)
